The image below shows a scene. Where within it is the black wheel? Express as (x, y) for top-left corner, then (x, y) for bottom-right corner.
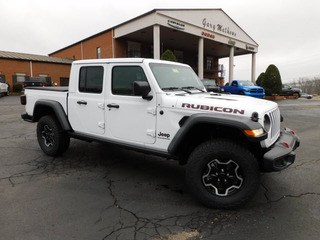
(239, 91), (244, 95)
(37, 115), (70, 156)
(186, 140), (260, 209)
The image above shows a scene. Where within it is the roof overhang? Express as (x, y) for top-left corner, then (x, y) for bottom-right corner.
(114, 9), (258, 58)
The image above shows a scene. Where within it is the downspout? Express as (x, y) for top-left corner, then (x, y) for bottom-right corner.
(112, 28), (115, 58)
(29, 61), (33, 77)
(81, 42), (84, 60)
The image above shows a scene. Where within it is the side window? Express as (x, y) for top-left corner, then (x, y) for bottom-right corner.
(112, 66), (147, 95)
(79, 66), (104, 93)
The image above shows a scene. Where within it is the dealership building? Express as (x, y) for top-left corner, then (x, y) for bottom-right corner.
(50, 8), (258, 86)
(1, 9), (258, 89)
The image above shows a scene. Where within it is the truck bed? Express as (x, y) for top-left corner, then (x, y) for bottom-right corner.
(24, 87), (69, 117)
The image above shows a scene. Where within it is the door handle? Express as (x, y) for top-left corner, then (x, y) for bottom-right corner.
(107, 103), (120, 109)
(77, 100), (87, 105)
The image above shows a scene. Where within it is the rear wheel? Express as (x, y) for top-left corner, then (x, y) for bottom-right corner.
(293, 92), (300, 98)
(186, 139), (260, 209)
(37, 115), (70, 156)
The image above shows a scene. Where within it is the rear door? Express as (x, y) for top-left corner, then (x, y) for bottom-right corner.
(68, 65), (106, 135)
(230, 81), (239, 94)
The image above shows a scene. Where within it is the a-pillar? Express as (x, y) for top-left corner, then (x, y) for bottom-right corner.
(153, 25), (160, 60)
(251, 53), (256, 82)
(198, 37), (204, 79)
(229, 46), (234, 84)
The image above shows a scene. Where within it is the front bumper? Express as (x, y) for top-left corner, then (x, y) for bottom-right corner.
(263, 128), (300, 172)
(244, 92), (265, 99)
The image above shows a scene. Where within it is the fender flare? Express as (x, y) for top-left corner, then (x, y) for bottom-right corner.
(33, 100), (72, 131)
(168, 113), (267, 155)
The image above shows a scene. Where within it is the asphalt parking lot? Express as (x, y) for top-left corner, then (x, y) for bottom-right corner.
(0, 96), (319, 240)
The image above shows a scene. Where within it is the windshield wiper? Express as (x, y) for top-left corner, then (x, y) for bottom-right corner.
(162, 87), (192, 94)
(182, 86), (205, 92)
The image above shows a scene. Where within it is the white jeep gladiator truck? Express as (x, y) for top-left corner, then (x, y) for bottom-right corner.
(21, 58), (300, 209)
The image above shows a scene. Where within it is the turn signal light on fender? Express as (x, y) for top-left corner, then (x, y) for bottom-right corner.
(290, 130), (295, 135)
(244, 128), (264, 137)
(283, 142), (289, 148)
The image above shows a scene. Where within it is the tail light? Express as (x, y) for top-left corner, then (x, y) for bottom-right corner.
(42, 83), (45, 87)
(20, 95), (26, 105)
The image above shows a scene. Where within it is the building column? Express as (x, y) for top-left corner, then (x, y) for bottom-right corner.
(198, 37), (204, 79)
(153, 25), (160, 60)
(229, 46), (234, 83)
(251, 53), (256, 83)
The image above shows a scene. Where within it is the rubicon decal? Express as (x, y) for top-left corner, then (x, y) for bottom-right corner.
(182, 103), (245, 115)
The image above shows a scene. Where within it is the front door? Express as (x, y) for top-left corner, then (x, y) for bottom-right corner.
(68, 65), (105, 135)
(106, 65), (157, 144)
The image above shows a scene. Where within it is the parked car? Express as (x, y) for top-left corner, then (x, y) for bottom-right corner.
(0, 78), (9, 96)
(220, 80), (265, 98)
(22, 77), (52, 88)
(281, 84), (302, 97)
(300, 93), (312, 99)
(201, 79), (221, 93)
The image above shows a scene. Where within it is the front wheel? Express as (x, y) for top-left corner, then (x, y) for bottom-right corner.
(186, 140), (260, 209)
(37, 115), (70, 156)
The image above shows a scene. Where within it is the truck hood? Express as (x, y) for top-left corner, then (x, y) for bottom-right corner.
(161, 92), (278, 119)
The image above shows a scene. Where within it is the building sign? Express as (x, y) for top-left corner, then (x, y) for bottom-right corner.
(167, 20), (185, 30)
(228, 39), (236, 46)
(202, 18), (237, 37)
(246, 45), (255, 51)
(201, 31), (215, 39)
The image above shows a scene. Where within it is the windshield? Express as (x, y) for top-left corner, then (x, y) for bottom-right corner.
(238, 81), (255, 87)
(149, 63), (204, 91)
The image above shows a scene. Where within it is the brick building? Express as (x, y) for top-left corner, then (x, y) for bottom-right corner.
(50, 9), (259, 85)
(0, 51), (73, 90)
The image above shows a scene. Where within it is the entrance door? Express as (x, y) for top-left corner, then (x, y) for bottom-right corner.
(68, 65), (105, 135)
(106, 65), (156, 144)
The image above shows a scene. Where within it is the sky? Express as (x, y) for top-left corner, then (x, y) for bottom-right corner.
(1, 0), (320, 83)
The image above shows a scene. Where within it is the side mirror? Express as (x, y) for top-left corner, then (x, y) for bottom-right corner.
(133, 81), (153, 100)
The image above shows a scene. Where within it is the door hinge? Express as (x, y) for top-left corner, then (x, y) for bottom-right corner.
(98, 103), (105, 110)
(98, 122), (105, 129)
(146, 129), (156, 138)
(147, 107), (157, 115)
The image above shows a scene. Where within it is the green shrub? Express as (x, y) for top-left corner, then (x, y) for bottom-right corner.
(256, 72), (265, 86)
(262, 64), (282, 96)
(13, 83), (23, 92)
(161, 49), (177, 62)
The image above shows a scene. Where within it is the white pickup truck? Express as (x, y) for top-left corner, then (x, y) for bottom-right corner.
(21, 58), (300, 209)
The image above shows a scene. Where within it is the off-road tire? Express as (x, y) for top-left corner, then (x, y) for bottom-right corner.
(37, 115), (70, 156)
(186, 139), (260, 209)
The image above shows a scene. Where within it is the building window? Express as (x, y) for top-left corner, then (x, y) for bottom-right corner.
(0, 74), (6, 83)
(206, 57), (214, 70)
(16, 73), (26, 83)
(97, 47), (101, 59)
(112, 66), (147, 95)
(79, 66), (104, 93)
(127, 41), (141, 57)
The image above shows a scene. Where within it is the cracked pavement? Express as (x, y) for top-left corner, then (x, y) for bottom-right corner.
(0, 96), (319, 240)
